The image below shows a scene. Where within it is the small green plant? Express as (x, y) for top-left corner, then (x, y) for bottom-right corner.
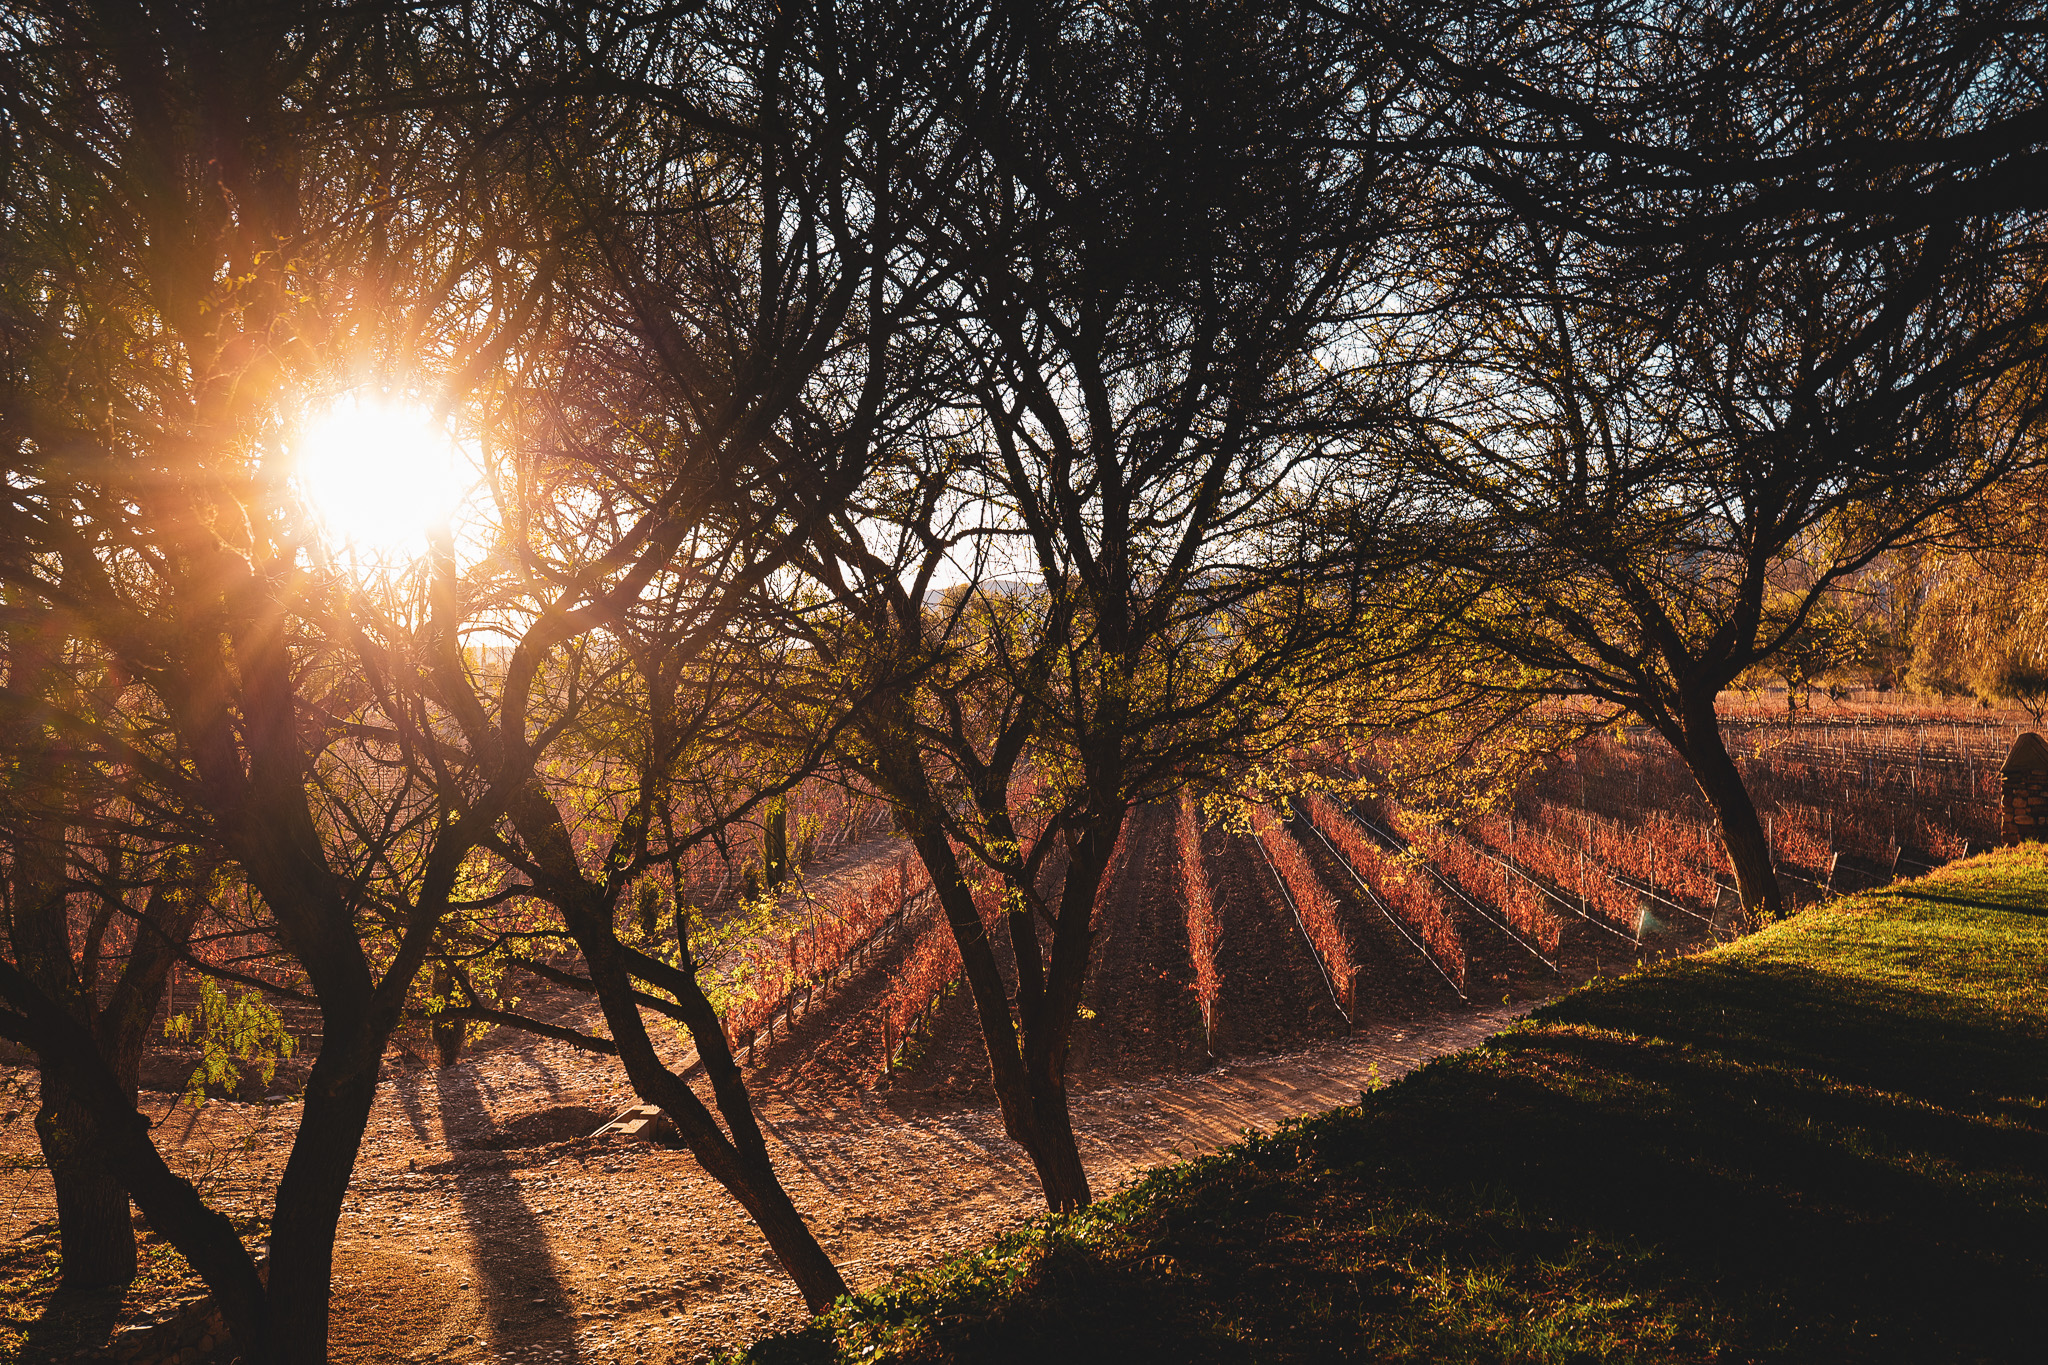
(163, 978), (297, 1104)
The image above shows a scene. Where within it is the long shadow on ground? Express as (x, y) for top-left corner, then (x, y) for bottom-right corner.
(430, 1067), (588, 1364)
(747, 851), (2048, 1364)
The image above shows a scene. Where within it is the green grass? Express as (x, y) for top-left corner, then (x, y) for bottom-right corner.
(741, 845), (2048, 1364)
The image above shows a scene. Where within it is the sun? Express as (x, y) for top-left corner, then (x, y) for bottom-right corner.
(292, 395), (468, 555)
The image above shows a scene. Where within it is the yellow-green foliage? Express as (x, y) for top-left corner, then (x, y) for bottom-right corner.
(163, 978), (298, 1104)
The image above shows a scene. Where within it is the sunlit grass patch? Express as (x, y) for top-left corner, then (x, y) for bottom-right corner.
(737, 845), (2048, 1364)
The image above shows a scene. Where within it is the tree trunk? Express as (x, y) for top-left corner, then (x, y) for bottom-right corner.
(10, 835), (216, 1294)
(1014, 812), (1119, 1214)
(431, 961), (463, 1067)
(0, 958), (271, 1354)
(1678, 696), (1785, 924)
(261, 1037), (383, 1362)
(582, 920), (848, 1311)
(5, 609), (141, 1288)
(1021, 1062), (1091, 1211)
(898, 822), (1084, 1205)
(504, 783), (847, 1312)
(764, 801), (789, 889)
(36, 1076), (137, 1288)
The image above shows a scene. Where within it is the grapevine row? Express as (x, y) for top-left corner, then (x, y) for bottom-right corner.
(1380, 811), (1563, 958)
(1299, 792), (1467, 995)
(722, 857), (933, 1061)
(1251, 804), (1357, 1020)
(1465, 812), (1647, 935)
(1177, 793), (1222, 1049)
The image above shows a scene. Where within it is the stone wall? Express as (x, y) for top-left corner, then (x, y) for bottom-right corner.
(98, 1251), (265, 1364)
(2000, 732), (2048, 844)
(103, 1292), (231, 1364)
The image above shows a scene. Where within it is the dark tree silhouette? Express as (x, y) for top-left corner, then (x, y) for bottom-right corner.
(0, 3), (541, 1357)
(345, 0), (970, 1310)
(790, 0), (1432, 1210)
(1364, 0), (2048, 918)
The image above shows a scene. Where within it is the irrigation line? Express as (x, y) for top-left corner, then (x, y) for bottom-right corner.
(1248, 832), (1354, 1025)
(1607, 869), (1715, 926)
(1463, 839), (1642, 945)
(1289, 816), (1469, 1003)
(1339, 810), (1559, 974)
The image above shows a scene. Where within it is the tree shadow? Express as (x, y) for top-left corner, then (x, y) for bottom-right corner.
(1895, 890), (2048, 919)
(14, 1279), (123, 1364)
(431, 1066), (586, 1362)
(1537, 954), (2048, 1105)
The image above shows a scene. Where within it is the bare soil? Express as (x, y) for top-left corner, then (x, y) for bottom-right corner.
(1, 1003), (1529, 1365)
(0, 816), (1677, 1364)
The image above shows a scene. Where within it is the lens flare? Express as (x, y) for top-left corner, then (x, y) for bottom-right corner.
(292, 396), (465, 554)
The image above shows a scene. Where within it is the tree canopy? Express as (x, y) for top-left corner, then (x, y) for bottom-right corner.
(0, 0), (2044, 1359)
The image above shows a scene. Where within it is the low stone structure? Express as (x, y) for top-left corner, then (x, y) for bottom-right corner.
(103, 1292), (232, 1364)
(97, 1250), (265, 1364)
(2001, 732), (2048, 844)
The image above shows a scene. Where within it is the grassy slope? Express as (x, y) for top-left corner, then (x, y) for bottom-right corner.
(745, 845), (2048, 1364)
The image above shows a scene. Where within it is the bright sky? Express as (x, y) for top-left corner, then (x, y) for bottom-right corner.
(292, 394), (470, 558)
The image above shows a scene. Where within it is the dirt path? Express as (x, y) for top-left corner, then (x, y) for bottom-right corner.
(0, 1000), (1529, 1365)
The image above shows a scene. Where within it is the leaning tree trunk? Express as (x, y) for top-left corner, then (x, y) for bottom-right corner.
(504, 784), (847, 1311)
(263, 1042), (385, 1363)
(577, 914), (849, 1311)
(1677, 694), (1785, 925)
